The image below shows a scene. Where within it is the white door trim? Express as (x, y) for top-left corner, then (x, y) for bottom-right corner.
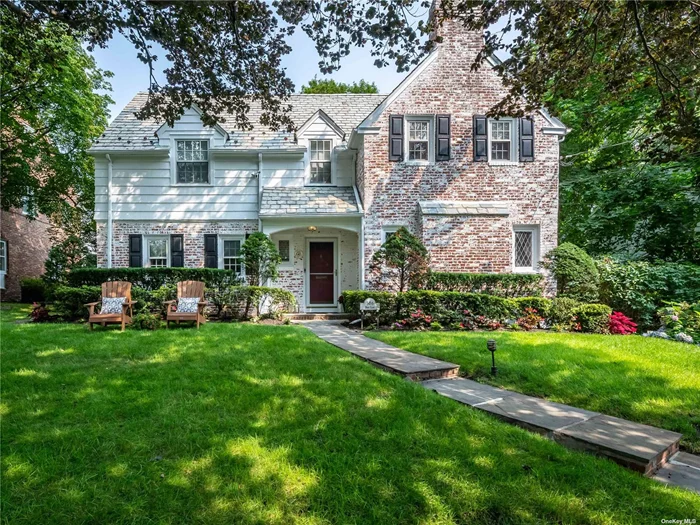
(305, 237), (339, 309)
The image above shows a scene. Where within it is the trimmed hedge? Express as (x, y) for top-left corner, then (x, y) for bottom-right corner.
(66, 268), (242, 291)
(425, 272), (544, 297)
(20, 277), (47, 303)
(344, 290), (611, 334)
(572, 304), (612, 334)
(343, 290), (549, 325)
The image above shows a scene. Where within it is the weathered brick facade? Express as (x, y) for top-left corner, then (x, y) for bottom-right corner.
(0, 209), (53, 301)
(96, 221), (258, 268)
(359, 17), (560, 284)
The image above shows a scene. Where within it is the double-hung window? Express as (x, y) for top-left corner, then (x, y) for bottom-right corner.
(408, 120), (430, 161)
(489, 119), (516, 162)
(146, 237), (169, 267)
(513, 226), (540, 273)
(176, 140), (209, 183)
(221, 237), (243, 275)
(309, 140), (332, 184)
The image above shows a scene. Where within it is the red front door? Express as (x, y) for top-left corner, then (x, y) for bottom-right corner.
(309, 241), (335, 305)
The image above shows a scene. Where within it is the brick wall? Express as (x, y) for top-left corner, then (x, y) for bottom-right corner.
(0, 209), (53, 301)
(359, 17), (560, 288)
(97, 221), (259, 268)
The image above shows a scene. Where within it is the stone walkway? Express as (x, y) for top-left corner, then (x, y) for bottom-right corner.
(301, 321), (700, 494)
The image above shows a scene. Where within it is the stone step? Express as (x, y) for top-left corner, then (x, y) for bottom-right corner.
(285, 313), (354, 321)
(301, 322), (460, 381)
(653, 452), (700, 494)
(422, 377), (682, 476)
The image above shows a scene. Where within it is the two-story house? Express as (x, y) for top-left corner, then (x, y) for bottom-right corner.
(90, 17), (567, 312)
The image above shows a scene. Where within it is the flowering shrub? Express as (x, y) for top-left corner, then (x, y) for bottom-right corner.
(516, 307), (544, 331)
(657, 302), (700, 341)
(393, 310), (433, 331)
(459, 310), (501, 331)
(609, 311), (637, 335)
(30, 302), (51, 323)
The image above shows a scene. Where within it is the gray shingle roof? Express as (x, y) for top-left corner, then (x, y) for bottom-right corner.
(419, 201), (511, 216)
(260, 187), (360, 216)
(91, 92), (386, 151)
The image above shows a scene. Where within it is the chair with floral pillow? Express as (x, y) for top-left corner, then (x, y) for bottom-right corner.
(85, 281), (137, 332)
(164, 281), (207, 329)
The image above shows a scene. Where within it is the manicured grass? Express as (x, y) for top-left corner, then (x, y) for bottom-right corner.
(2, 305), (699, 523)
(368, 330), (700, 453)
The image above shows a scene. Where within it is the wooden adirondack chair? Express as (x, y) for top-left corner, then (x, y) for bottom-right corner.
(164, 281), (207, 329)
(85, 281), (137, 332)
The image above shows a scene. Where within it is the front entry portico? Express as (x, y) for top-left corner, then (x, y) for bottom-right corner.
(261, 217), (362, 313)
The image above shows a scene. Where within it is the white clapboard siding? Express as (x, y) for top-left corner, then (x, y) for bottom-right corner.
(94, 110), (360, 222)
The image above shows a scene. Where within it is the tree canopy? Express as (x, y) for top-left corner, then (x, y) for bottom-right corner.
(301, 78), (379, 94)
(6, 1), (696, 161)
(1, 11), (111, 229)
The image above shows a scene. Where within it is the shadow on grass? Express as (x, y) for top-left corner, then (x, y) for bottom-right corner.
(2, 321), (699, 523)
(369, 330), (700, 453)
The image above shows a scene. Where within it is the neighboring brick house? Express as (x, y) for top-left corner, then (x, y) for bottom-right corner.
(90, 15), (567, 312)
(0, 207), (53, 301)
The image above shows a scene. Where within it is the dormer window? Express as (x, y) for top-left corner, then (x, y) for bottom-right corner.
(176, 140), (209, 183)
(309, 140), (332, 184)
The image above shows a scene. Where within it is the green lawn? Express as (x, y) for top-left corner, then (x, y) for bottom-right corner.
(367, 330), (700, 453)
(2, 305), (699, 524)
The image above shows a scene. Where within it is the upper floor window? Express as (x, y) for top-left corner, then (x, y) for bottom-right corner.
(489, 119), (516, 162)
(176, 140), (209, 184)
(309, 140), (332, 184)
(146, 236), (169, 267)
(408, 120), (430, 161)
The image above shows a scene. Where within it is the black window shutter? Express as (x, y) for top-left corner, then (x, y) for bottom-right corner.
(473, 115), (488, 162)
(170, 234), (184, 267)
(436, 115), (451, 161)
(204, 234), (218, 268)
(129, 235), (142, 267)
(519, 117), (535, 162)
(388, 114), (404, 161)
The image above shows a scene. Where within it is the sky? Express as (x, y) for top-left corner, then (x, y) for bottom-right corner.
(91, 30), (411, 123)
(90, 12), (510, 123)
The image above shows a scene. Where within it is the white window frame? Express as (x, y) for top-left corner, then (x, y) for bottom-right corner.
(218, 235), (245, 276)
(275, 235), (294, 268)
(169, 134), (214, 186)
(513, 225), (540, 273)
(144, 236), (170, 268)
(306, 138), (334, 186)
(404, 116), (434, 164)
(0, 240), (7, 289)
(381, 225), (405, 244)
(488, 118), (518, 165)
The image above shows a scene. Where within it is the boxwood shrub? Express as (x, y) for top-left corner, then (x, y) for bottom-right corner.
(67, 267), (242, 291)
(572, 303), (612, 334)
(425, 272), (544, 297)
(343, 290), (552, 325)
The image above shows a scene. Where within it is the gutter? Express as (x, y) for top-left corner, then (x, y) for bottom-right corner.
(105, 154), (113, 268)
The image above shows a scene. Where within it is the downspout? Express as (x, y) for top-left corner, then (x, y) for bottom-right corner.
(105, 154), (113, 268)
(257, 152), (263, 234)
(351, 149), (366, 291)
